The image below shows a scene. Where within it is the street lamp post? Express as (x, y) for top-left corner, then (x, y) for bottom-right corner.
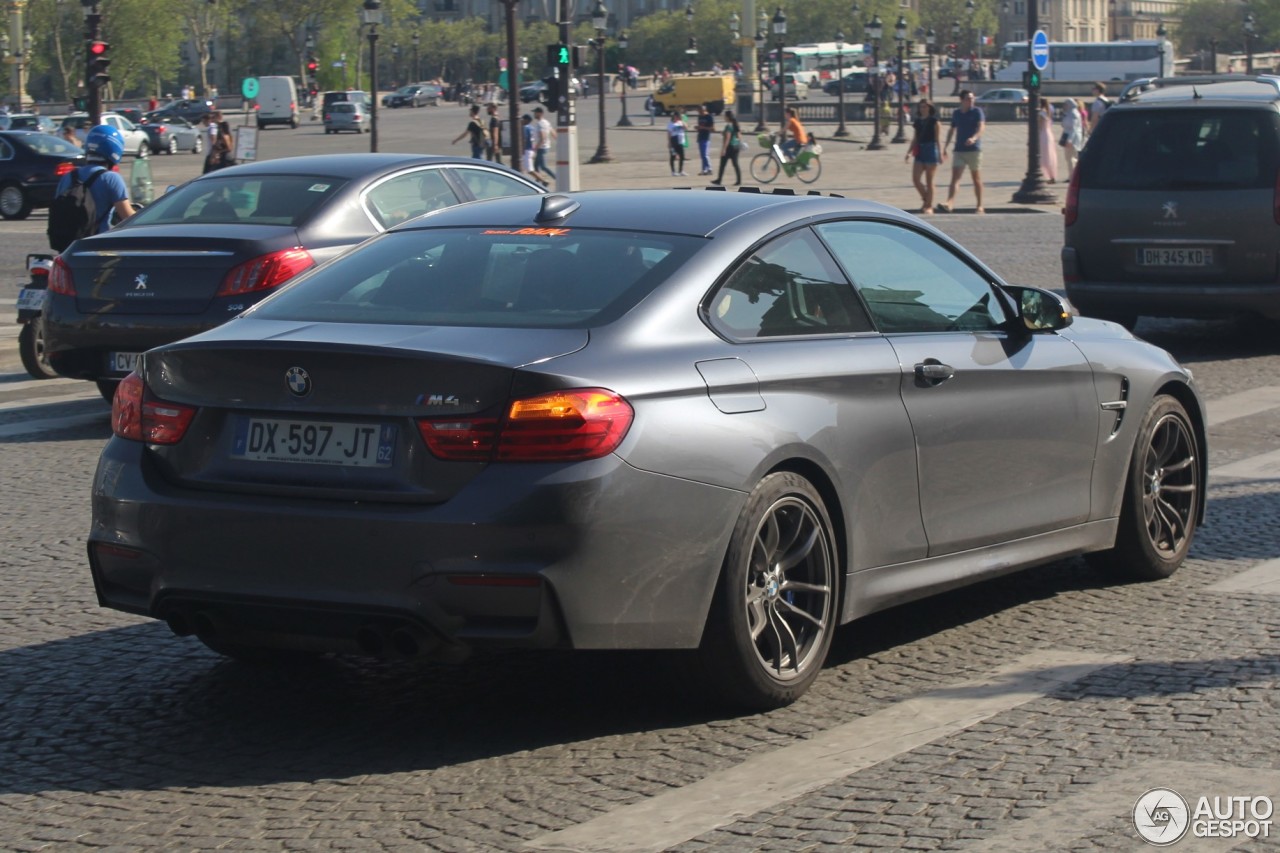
(754, 27), (768, 132)
(865, 14), (884, 150)
(1108, 0), (1115, 40)
(686, 3), (697, 75)
(1011, 0), (1056, 204)
(892, 15), (907, 143)
(392, 42), (400, 86)
(950, 19), (961, 94)
(617, 31), (632, 126)
(361, 0), (382, 152)
(926, 27), (936, 101)
(1156, 21), (1167, 77)
(412, 33), (420, 82)
(1244, 13), (1256, 75)
(1209, 37), (1217, 74)
(773, 7), (787, 145)
(834, 32), (849, 137)
(589, 0), (611, 163)
(965, 0), (977, 67)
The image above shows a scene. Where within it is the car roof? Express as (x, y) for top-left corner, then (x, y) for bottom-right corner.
(393, 188), (905, 238)
(210, 153), (508, 179)
(1125, 75), (1280, 107)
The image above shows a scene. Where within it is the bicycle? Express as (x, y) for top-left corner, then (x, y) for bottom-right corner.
(749, 132), (823, 184)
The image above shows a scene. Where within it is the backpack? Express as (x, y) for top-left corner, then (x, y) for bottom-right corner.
(47, 167), (107, 252)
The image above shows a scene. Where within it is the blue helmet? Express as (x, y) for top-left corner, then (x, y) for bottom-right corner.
(83, 124), (125, 165)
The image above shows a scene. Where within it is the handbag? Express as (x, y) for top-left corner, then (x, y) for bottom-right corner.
(1058, 131), (1070, 147)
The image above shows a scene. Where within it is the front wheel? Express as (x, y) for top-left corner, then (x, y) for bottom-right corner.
(750, 152), (779, 184)
(167, 136), (179, 154)
(694, 472), (838, 709)
(136, 142), (149, 159)
(0, 182), (32, 220)
(1086, 395), (1200, 580)
(19, 321), (59, 379)
(796, 156), (823, 184)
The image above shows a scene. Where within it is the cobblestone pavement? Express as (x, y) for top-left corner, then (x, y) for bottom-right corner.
(1, 104), (1278, 851)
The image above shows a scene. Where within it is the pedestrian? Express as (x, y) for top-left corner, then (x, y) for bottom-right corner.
(1038, 98), (1059, 183)
(645, 94), (656, 125)
(207, 111), (222, 150)
(59, 123), (81, 147)
(532, 106), (557, 180)
(1086, 82), (1111, 136)
(710, 109), (742, 186)
(147, 95), (158, 112)
(519, 113), (549, 186)
(52, 125), (136, 238)
(939, 89), (986, 214)
(485, 102), (503, 165)
(667, 109), (688, 177)
(1060, 97), (1086, 177)
(782, 106), (808, 160)
(695, 104), (715, 175)
(203, 121), (235, 174)
(452, 104), (487, 158)
(905, 99), (942, 214)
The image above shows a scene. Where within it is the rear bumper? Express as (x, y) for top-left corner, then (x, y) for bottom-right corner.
(88, 437), (743, 654)
(1065, 279), (1280, 320)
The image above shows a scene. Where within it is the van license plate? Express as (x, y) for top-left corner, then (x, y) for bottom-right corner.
(1139, 248), (1213, 266)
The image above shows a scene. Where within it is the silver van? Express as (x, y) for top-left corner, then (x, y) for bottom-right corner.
(256, 76), (300, 129)
(1063, 75), (1280, 327)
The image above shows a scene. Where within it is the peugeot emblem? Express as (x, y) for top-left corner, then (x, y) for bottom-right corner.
(286, 366), (311, 397)
(1162, 201), (1178, 219)
(134, 273), (148, 290)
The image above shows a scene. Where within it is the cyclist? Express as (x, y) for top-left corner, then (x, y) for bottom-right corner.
(782, 107), (809, 161)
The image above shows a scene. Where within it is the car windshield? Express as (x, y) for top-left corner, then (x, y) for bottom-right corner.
(1082, 108), (1280, 190)
(12, 133), (83, 157)
(125, 175), (349, 227)
(250, 227), (703, 328)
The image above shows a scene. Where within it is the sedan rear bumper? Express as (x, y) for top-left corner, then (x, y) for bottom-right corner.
(88, 437), (744, 655)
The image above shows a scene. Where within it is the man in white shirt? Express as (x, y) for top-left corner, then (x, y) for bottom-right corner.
(532, 107), (556, 181)
(1086, 82), (1110, 135)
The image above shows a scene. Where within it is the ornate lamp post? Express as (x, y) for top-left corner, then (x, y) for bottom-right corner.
(754, 26), (768, 132)
(1108, 0), (1115, 40)
(412, 32), (420, 81)
(616, 31), (632, 126)
(1244, 14), (1255, 74)
(834, 31), (849, 137)
(926, 27), (936, 100)
(950, 19), (960, 93)
(361, 0), (382, 152)
(1156, 21), (1167, 77)
(589, 0), (611, 163)
(772, 7), (787, 143)
(965, 0), (977, 65)
(892, 15), (907, 143)
(865, 14), (884, 150)
(686, 3), (697, 75)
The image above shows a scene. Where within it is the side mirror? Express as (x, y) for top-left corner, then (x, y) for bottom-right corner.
(1004, 285), (1075, 332)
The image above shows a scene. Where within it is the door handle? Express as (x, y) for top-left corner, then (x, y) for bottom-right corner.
(914, 360), (955, 386)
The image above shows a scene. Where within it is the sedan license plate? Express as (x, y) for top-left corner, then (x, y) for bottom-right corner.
(1139, 247), (1214, 267)
(16, 288), (47, 312)
(232, 418), (397, 467)
(109, 352), (141, 374)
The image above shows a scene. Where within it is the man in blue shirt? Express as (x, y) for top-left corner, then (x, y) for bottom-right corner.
(54, 124), (135, 235)
(940, 90), (986, 214)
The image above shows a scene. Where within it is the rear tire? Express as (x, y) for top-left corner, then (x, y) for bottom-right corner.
(796, 157), (823, 184)
(694, 472), (838, 709)
(19, 321), (59, 379)
(193, 135), (204, 155)
(1086, 395), (1200, 580)
(166, 136), (178, 154)
(0, 182), (32, 220)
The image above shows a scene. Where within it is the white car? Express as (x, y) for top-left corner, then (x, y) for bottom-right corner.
(60, 112), (152, 158)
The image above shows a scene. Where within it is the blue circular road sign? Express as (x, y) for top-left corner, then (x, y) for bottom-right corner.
(1031, 30), (1049, 71)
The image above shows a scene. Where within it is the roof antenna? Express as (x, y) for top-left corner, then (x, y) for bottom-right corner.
(1192, 85), (1201, 99)
(535, 194), (580, 223)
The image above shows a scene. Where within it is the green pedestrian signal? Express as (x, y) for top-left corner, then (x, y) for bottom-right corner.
(1023, 69), (1042, 90)
(548, 43), (570, 67)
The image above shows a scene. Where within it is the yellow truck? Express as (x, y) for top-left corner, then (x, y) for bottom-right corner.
(652, 76), (736, 116)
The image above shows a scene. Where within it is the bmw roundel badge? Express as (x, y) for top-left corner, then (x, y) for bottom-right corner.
(286, 367), (312, 397)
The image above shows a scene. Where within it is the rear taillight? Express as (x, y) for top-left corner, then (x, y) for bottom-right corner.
(1063, 166), (1081, 227)
(217, 248), (314, 296)
(323, 113), (331, 121)
(155, 124), (167, 134)
(417, 389), (634, 462)
(48, 255), (75, 295)
(111, 372), (197, 444)
(54, 161), (75, 177)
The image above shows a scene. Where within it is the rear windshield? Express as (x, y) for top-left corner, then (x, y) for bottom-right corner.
(12, 133), (81, 157)
(125, 175), (348, 227)
(332, 103), (356, 113)
(251, 227), (702, 328)
(1081, 108), (1280, 190)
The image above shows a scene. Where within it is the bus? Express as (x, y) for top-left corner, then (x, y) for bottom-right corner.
(993, 39), (1174, 83)
(769, 42), (870, 89)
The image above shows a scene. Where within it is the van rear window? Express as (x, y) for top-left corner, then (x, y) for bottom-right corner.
(1081, 108), (1280, 190)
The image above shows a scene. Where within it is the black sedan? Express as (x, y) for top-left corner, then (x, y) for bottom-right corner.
(0, 130), (84, 220)
(43, 154), (545, 400)
(86, 189), (1206, 710)
(382, 84), (439, 108)
(822, 73), (870, 95)
(139, 115), (204, 155)
(149, 98), (216, 123)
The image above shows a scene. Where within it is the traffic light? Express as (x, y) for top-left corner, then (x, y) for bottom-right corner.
(1022, 69), (1042, 90)
(307, 56), (318, 74)
(73, 95), (88, 111)
(548, 43), (570, 68)
(88, 40), (111, 89)
(542, 73), (560, 107)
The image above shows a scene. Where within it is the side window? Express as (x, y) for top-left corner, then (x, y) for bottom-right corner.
(453, 167), (541, 200)
(364, 169), (459, 229)
(706, 228), (873, 339)
(815, 220), (1007, 333)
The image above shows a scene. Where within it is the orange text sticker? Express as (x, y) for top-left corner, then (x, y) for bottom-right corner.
(482, 228), (572, 236)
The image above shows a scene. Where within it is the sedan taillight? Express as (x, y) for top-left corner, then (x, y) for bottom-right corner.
(417, 389), (634, 462)
(49, 255), (75, 295)
(112, 372), (197, 444)
(54, 161), (75, 177)
(216, 248), (314, 296)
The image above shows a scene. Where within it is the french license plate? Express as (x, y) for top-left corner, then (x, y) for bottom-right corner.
(1139, 247), (1214, 267)
(108, 352), (141, 374)
(16, 288), (47, 312)
(232, 418), (397, 467)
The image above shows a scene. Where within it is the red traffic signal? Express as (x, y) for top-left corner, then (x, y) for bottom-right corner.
(88, 40), (111, 88)
(89, 40), (109, 56)
(306, 58), (318, 73)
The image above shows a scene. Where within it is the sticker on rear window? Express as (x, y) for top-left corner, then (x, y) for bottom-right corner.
(482, 228), (571, 236)
(308, 183), (332, 193)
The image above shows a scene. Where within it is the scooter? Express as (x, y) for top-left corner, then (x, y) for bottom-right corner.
(16, 253), (58, 380)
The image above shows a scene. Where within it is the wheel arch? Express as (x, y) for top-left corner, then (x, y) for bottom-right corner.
(1156, 379), (1208, 527)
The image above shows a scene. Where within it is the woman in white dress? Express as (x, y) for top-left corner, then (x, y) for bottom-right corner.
(1060, 98), (1086, 177)
(1038, 98), (1059, 183)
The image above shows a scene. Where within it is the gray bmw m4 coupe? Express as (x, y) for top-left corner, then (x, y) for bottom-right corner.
(89, 189), (1206, 708)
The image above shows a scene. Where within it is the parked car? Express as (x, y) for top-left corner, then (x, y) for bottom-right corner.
(139, 115), (203, 155)
(769, 74), (808, 101)
(383, 84), (439, 108)
(975, 87), (1030, 104)
(0, 130), (85, 220)
(323, 101), (370, 133)
(321, 90), (370, 113)
(84, 189), (1205, 710)
(822, 72), (870, 96)
(42, 154), (545, 400)
(1064, 75), (1280, 327)
(519, 80), (548, 103)
(61, 112), (151, 158)
(0, 113), (58, 134)
(149, 98), (216, 123)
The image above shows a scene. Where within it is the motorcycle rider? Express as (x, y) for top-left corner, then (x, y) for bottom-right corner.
(54, 124), (136, 234)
